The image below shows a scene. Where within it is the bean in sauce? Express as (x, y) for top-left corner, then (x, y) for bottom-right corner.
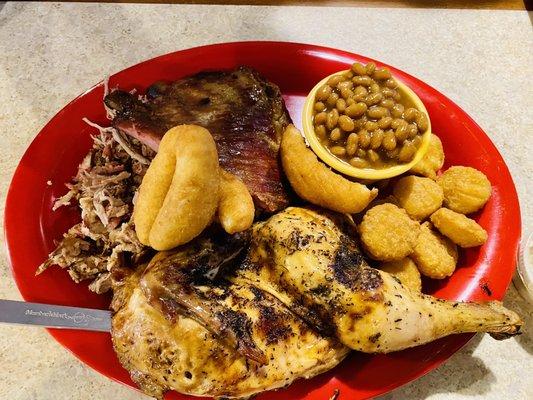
(313, 62), (428, 168)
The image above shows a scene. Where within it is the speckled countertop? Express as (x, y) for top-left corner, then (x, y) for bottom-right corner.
(0, 2), (531, 400)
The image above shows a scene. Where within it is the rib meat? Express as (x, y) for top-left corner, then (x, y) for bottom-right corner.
(104, 67), (292, 213)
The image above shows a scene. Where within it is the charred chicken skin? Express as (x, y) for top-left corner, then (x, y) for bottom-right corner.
(111, 208), (521, 399)
(234, 207), (522, 352)
(111, 230), (349, 399)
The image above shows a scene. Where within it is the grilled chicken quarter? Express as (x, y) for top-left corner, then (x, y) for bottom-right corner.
(234, 207), (522, 352)
(111, 230), (349, 399)
(111, 208), (521, 399)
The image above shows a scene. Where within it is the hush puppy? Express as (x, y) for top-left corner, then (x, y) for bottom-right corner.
(134, 125), (220, 251)
(393, 175), (444, 220)
(218, 169), (255, 234)
(430, 208), (487, 248)
(281, 125), (377, 214)
(437, 166), (491, 214)
(412, 222), (458, 279)
(410, 134), (444, 179)
(379, 257), (422, 292)
(359, 204), (420, 261)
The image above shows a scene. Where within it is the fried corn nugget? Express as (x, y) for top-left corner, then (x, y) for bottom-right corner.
(437, 166), (491, 214)
(134, 125), (219, 250)
(393, 175), (444, 220)
(359, 204), (420, 261)
(411, 222), (458, 279)
(410, 134), (444, 179)
(218, 169), (255, 234)
(430, 208), (487, 248)
(353, 195), (399, 225)
(379, 257), (422, 292)
(281, 125), (377, 214)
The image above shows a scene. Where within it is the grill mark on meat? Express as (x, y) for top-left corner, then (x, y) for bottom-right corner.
(236, 262), (336, 337)
(310, 284), (331, 297)
(269, 261), (336, 336)
(215, 309), (266, 364)
(250, 285), (265, 301)
(156, 228), (250, 286)
(368, 332), (381, 343)
(239, 221), (338, 336)
(140, 232), (269, 364)
(330, 236), (383, 292)
(104, 66), (292, 214)
(257, 305), (293, 345)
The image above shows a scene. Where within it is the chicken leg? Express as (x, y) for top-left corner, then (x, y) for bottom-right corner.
(233, 207), (522, 353)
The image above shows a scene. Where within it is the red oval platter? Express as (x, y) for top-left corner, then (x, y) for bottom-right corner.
(4, 42), (521, 399)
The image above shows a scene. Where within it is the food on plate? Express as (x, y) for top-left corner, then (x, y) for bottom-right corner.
(112, 232), (349, 399)
(234, 207), (521, 352)
(112, 207), (521, 399)
(379, 258), (422, 292)
(39, 67), (292, 290)
(134, 125), (219, 251)
(352, 194), (399, 225)
(430, 208), (488, 248)
(312, 62), (429, 168)
(393, 175), (444, 220)
(35, 60), (522, 400)
(36, 123), (155, 293)
(437, 166), (492, 214)
(359, 203), (420, 261)
(410, 133), (444, 179)
(218, 169), (255, 234)
(369, 193), (399, 208)
(412, 222), (458, 279)
(104, 67), (292, 214)
(280, 124), (377, 213)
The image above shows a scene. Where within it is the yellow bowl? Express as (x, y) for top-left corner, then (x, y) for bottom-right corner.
(302, 70), (432, 180)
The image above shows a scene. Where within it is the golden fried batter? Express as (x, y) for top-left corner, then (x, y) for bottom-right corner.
(437, 166), (491, 214)
(218, 169), (255, 234)
(430, 208), (487, 248)
(353, 194), (400, 225)
(281, 125), (377, 214)
(393, 175), (444, 220)
(134, 125), (220, 250)
(379, 257), (422, 292)
(410, 134), (444, 179)
(359, 204), (420, 261)
(412, 222), (458, 279)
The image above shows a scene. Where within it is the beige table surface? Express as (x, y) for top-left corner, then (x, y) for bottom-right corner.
(0, 2), (532, 400)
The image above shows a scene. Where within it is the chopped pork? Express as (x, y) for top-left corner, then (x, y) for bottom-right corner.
(37, 124), (155, 293)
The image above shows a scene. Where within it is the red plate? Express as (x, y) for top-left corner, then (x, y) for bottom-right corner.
(4, 42), (521, 399)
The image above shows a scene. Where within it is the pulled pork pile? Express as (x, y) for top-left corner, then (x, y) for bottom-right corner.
(37, 123), (155, 293)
